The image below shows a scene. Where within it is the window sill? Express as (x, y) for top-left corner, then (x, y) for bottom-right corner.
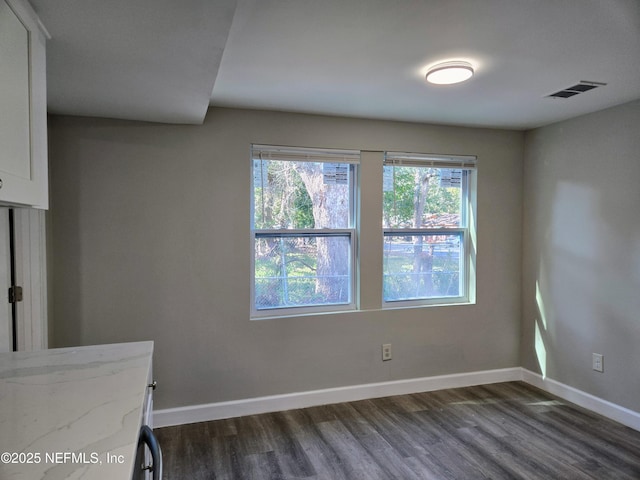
(381, 297), (473, 309)
(250, 299), (475, 321)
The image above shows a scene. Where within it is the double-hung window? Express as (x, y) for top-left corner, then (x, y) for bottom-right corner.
(251, 145), (359, 316)
(382, 152), (477, 306)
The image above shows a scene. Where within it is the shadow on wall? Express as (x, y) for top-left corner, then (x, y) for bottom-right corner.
(530, 179), (640, 394)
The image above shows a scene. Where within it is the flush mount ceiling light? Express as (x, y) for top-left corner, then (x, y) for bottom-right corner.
(426, 61), (474, 85)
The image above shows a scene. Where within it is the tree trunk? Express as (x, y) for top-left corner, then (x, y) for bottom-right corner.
(294, 163), (350, 303)
(413, 170), (433, 296)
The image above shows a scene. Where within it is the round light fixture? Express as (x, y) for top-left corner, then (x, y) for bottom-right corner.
(426, 61), (474, 85)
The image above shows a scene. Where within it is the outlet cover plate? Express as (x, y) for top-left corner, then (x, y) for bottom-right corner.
(592, 353), (603, 372)
(382, 344), (392, 361)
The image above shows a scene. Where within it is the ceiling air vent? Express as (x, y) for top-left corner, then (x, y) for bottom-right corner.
(546, 81), (606, 99)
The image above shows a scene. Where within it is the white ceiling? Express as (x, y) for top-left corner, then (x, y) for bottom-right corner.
(30, 0), (237, 124)
(32, 0), (640, 129)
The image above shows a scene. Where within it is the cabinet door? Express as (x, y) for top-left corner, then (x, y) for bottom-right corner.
(0, 209), (12, 352)
(0, 0), (48, 209)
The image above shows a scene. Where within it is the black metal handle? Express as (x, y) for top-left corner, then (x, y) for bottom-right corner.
(139, 425), (162, 480)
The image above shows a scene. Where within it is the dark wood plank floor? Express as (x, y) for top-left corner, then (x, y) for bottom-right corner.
(155, 381), (640, 479)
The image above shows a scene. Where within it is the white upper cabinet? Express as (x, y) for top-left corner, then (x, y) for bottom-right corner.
(0, 0), (48, 209)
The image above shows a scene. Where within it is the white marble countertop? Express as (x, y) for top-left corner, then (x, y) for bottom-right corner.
(0, 341), (154, 480)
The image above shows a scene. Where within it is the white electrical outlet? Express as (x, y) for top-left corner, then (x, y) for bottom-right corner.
(382, 344), (392, 361)
(592, 353), (603, 372)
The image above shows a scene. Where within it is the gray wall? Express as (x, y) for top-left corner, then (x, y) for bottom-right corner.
(48, 108), (524, 410)
(521, 100), (640, 412)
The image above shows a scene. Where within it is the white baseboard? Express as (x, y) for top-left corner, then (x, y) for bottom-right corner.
(521, 369), (640, 431)
(154, 367), (640, 432)
(153, 367), (522, 428)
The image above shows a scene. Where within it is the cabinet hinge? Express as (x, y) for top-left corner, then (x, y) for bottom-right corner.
(8, 286), (23, 303)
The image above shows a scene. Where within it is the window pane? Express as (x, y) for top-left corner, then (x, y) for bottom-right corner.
(383, 234), (462, 302)
(383, 166), (463, 229)
(253, 160), (352, 230)
(255, 235), (351, 310)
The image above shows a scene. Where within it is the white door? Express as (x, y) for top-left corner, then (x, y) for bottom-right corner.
(0, 208), (12, 352)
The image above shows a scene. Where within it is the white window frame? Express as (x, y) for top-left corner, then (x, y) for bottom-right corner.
(382, 152), (477, 308)
(250, 145), (359, 318)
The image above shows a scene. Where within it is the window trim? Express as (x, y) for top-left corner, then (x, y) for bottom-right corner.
(250, 145), (359, 318)
(382, 152), (477, 307)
